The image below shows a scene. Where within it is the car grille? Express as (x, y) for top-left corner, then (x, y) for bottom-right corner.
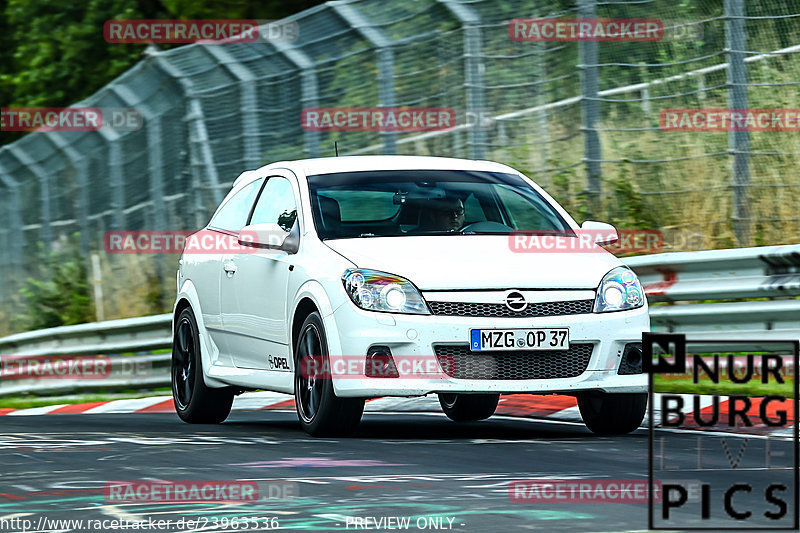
(434, 344), (594, 380)
(428, 299), (593, 318)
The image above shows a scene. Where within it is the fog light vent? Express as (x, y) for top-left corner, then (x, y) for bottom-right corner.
(618, 343), (643, 375)
(366, 346), (398, 378)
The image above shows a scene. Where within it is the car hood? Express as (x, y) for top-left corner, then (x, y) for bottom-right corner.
(324, 236), (622, 290)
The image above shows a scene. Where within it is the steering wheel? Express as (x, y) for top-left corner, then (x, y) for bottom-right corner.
(459, 221), (514, 233)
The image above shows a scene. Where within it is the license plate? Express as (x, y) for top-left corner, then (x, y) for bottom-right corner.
(470, 328), (569, 351)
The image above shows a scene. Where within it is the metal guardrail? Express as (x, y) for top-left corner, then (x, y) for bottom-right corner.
(0, 244), (798, 396)
(0, 314), (172, 396)
(624, 245), (800, 340)
(625, 244), (800, 351)
(0, 314), (171, 357)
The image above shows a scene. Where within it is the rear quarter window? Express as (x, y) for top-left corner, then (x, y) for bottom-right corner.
(209, 178), (263, 232)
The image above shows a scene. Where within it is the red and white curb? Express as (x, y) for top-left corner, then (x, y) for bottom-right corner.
(0, 392), (793, 437)
(0, 391), (291, 417)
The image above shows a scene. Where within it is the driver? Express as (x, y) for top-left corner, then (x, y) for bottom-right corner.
(424, 198), (465, 232)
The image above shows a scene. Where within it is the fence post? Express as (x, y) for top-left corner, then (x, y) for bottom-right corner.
(105, 85), (168, 236)
(104, 84), (172, 308)
(203, 46), (261, 169)
(0, 199), (7, 274)
(331, 2), (397, 154)
(439, 0), (486, 160)
(0, 161), (24, 277)
(90, 124), (127, 233)
(147, 115), (169, 304)
(108, 136), (126, 232)
(536, 41), (550, 168)
(725, 0), (750, 246)
(641, 87), (651, 117)
(578, 0), (602, 217)
(146, 117), (168, 234)
(91, 253), (105, 322)
(9, 146), (53, 248)
(148, 51), (224, 226)
(272, 40), (321, 158)
(75, 158), (90, 254)
(694, 73), (707, 101)
(185, 99), (218, 229)
(47, 134), (90, 256)
(377, 47), (398, 154)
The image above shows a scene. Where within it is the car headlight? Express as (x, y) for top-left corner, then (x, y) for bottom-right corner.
(594, 266), (645, 313)
(342, 268), (430, 314)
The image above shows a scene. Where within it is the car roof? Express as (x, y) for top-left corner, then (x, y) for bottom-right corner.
(266, 155), (518, 178)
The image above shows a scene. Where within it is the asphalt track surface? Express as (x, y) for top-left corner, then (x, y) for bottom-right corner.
(0, 409), (796, 532)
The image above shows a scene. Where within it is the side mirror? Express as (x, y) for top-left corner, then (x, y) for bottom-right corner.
(580, 220), (618, 246)
(238, 221), (300, 254)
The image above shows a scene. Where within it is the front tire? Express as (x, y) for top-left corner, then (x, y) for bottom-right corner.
(294, 312), (364, 436)
(577, 392), (647, 435)
(172, 307), (234, 424)
(439, 393), (499, 422)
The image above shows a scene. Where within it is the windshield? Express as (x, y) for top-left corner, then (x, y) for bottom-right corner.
(307, 170), (572, 240)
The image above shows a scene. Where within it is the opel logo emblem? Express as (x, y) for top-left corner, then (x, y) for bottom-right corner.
(505, 291), (527, 312)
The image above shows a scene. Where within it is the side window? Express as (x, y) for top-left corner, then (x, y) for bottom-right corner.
(495, 185), (561, 230)
(250, 177), (298, 231)
(463, 192), (487, 224)
(209, 178), (263, 233)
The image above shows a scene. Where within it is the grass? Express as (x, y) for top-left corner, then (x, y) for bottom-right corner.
(652, 350), (797, 397)
(654, 375), (795, 398)
(0, 388), (171, 410)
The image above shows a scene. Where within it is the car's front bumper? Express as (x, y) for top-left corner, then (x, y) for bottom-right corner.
(323, 299), (649, 397)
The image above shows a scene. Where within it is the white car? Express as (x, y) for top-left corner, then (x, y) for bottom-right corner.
(172, 155), (648, 436)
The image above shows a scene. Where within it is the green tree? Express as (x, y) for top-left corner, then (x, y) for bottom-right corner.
(18, 237), (94, 329)
(0, 0), (324, 145)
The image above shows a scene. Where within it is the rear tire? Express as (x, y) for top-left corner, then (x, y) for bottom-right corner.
(294, 311), (364, 436)
(577, 392), (647, 435)
(172, 307), (234, 424)
(439, 393), (499, 422)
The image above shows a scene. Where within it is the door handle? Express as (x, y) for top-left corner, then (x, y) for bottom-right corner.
(223, 262), (237, 275)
